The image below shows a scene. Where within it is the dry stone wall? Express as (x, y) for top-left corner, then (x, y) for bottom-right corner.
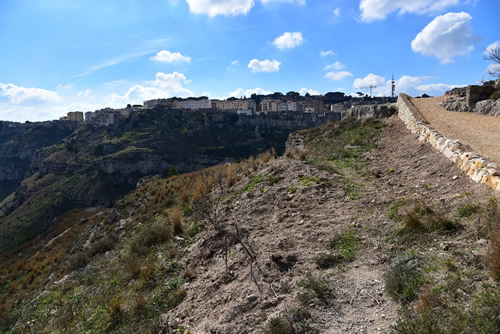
(396, 93), (500, 192)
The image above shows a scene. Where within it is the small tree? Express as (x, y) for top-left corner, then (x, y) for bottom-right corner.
(484, 46), (500, 79)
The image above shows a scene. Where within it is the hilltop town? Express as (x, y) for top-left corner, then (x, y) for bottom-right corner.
(58, 92), (397, 127)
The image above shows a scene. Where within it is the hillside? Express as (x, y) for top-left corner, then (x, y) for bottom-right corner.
(0, 108), (321, 253)
(1, 115), (498, 333)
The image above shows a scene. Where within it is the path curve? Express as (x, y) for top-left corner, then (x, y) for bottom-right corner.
(410, 96), (500, 165)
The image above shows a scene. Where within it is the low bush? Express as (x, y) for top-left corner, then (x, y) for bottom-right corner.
(297, 274), (332, 306)
(385, 254), (424, 304)
(130, 221), (171, 256)
(264, 316), (292, 334)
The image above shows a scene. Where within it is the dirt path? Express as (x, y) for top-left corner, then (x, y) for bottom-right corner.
(410, 96), (500, 165)
(160, 116), (496, 333)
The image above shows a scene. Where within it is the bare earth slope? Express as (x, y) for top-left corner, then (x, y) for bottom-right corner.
(411, 96), (500, 165)
(160, 116), (496, 333)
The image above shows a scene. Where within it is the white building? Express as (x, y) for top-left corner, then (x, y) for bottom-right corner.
(278, 101), (298, 112)
(179, 99), (212, 110)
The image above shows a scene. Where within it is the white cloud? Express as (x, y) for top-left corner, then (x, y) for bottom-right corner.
(325, 71), (353, 80)
(109, 72), (194, 106)
(300, 88), (320, 95)
(356, 74), (464, 97)
(151, 50), (191, 63)
(353, 73), (386, 89)
(77, 89), (91, 97)
(324, 61), (345, 70)
(485, 41), (500, 54)
(411, 12), (477, 63)
(248, 59), (280, 72)
(416, 83), (461, 92)
(333, 7), (341, 17)
(272, 32), (304, 50)
(228, 87), (273, 97)
(186, 0), (255, 17)
(261, 0), (306, 5)
(0, 83), (61, 105)
(320, 50), (336, 57)
(359, 0), (459, 22)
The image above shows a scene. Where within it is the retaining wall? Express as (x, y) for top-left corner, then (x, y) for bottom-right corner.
(396, 93), (500, 192)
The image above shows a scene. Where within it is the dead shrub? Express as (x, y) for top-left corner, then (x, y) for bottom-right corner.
(298, 149), (309, 161)
(179, 187), (190, 206)
(172, 206), (183, 235)
(226, 164), (237, 187)
(271, 147), (278, 159)
(258, 151), (271, 163)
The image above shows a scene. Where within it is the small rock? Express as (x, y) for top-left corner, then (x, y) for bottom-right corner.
(246, 294), (258, 302)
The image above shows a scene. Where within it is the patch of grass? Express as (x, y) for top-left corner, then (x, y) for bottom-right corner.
(267, 175), (283, 186)
(486, 199), (500, 280)
(130, 220), (171, 256)
(457, 202), (480, 218)
(264, 316), (292, 334)
(385, 253), (425, 304)
(245, 174), (265, 192)
(316, 230), (360, 269)
(297, 274), (332, 306)
(391, 290), (500, 334)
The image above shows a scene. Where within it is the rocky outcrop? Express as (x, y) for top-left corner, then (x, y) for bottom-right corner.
(441, 80), (500, 116)
(397, 93), (500, 192)
(341, 103), (397, 120)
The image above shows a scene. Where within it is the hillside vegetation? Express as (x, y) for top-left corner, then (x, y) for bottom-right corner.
(0, 109), (303, 253)
(0, 116), (499, 333)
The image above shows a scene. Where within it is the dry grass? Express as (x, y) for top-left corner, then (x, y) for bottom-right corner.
(172, 206), (183, 235)
(486, 199), (500, 280)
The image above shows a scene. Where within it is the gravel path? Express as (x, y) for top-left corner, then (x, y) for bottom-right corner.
(410, 96), (500, 165)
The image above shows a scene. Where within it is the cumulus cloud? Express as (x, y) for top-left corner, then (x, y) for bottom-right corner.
(416, 83), (461, 92)
(186, 0), (255, 17)
(354, 74), (464, 97)
(261, 0), (306, 5)
(299, 88), (320, 95)
(228, 87), (273, 97)
(324, 61), (345, 71)
(151, 50), (191, 63)
(333, 7), (341, 17)
(0, 83), (61, 105)
(248, 59), (280, 72)
(77, 89), (91, 97)
(272, 32), (304, 50)
(325, 71), (353, 80)
(359, 0), (459, 22)
(411, 12), (477, 63)
(353, 73), (386, 90)
(109, 72), (194, 106)
(485, 41), (500, 54)
(320, 50), (336, 57)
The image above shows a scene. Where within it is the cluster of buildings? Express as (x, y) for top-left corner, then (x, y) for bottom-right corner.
(59, 94), (395, 127)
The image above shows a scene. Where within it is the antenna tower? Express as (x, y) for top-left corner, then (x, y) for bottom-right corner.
(391, 74), (396, 98)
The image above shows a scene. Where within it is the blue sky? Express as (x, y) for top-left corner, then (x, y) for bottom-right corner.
(0, 0), (499, 122)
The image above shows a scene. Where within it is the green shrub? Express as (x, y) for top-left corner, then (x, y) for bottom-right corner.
(130, 221), (171, 255)
(490, 90), (500, 100)
(391, 291), (500, 334)
(264, 316), (292, 334)
(316, 230), (359, 269)
(385, 254), (424, 304)
(297, 274), (332, 306)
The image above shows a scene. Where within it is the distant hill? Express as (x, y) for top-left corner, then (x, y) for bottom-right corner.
(0, 108), (328, 253)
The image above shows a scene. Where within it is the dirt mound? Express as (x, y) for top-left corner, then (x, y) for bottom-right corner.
(159, 116), (496, 333)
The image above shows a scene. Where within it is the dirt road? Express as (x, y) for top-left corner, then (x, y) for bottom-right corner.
(410, 96), (500, 165)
